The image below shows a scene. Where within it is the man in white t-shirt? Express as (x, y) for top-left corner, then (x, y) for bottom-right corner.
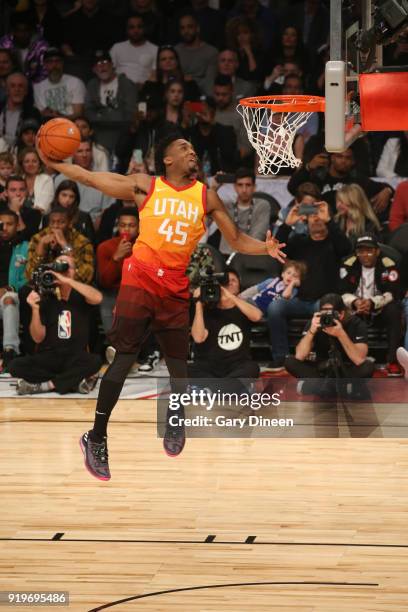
(33, 48), (86, 120)
(109, 15), (157, 87)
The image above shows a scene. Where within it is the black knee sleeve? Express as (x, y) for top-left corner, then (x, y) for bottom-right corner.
(104, 353), (136, 383)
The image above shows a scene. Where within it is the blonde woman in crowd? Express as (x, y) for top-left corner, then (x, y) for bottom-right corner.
(335, 183), (381, 245)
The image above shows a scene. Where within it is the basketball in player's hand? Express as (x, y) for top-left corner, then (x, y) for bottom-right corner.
(36, 118), (81, 161)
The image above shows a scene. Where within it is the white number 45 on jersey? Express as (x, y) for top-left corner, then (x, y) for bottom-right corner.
(158, 219), (189, 245)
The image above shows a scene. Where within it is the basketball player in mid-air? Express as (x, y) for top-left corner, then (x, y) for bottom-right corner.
(37, 135), (286, 480)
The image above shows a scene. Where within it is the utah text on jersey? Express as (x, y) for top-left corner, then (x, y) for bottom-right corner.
(133, 176), (206, 269)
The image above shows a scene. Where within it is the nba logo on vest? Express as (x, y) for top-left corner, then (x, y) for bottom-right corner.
(58, 310), (72, 339)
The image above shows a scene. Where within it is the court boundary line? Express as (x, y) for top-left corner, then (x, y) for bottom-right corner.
(1, 534), (408, 548)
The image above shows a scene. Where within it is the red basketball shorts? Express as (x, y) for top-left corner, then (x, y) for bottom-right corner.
(107, 257), (190, 359)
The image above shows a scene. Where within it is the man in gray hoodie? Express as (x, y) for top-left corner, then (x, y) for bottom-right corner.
(85, 50), (138, 153)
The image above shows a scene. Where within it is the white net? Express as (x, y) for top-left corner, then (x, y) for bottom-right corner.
(237, 97), (320, 175)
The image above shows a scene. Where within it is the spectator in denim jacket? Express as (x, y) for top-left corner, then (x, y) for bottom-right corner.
(0, 209), (29, 371)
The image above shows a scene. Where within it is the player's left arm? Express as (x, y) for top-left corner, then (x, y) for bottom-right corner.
(206, 189), (286, 262)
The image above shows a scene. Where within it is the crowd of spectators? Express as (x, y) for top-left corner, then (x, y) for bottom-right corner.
(1, 0), (408, 392)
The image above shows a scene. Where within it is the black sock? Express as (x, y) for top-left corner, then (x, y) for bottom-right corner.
(90, 379), (124, 442)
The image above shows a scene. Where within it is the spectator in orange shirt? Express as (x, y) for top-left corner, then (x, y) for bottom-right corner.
(97, 207), (139, 335)
(96, 206), (160, 372)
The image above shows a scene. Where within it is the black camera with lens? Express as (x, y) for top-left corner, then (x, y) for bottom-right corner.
(198, 268), (228, 304)
(187, 245), (228, 305)
(320, 309), (340, 329)
(32, 261), (69, 296)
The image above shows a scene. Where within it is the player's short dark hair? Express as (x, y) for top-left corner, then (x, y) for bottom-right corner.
(155, 132), (184, 176)
(214, 74), (233, 88)
(5, 175), (26, 189)
(235, 167), (255, 183)
(0, 208), (18, 223)
(118, 207), (139, 221)
(319, 293), (345, 311)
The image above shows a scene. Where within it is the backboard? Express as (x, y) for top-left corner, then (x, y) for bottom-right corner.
(236, 1), (408, 172)
(325, 0), (378, 151)
(325, 0), (408, 152)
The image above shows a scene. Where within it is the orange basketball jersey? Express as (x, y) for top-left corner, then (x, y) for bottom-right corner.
(132, 176), (207, 269)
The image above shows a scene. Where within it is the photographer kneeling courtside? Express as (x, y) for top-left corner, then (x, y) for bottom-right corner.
(285, 293), (374, 397)
(189, 270), (262, 391)
(8, 255), (102, 395)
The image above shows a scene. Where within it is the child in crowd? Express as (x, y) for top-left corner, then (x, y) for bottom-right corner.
(240, 259), (306, 314)
(0, 152), (15, 200)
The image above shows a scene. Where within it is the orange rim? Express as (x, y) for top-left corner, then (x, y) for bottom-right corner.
(238, 94), (325, 113)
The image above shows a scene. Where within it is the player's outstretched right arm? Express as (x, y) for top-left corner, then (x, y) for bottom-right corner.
(37, 145), (152, 201)
(206, 189), (286, 262)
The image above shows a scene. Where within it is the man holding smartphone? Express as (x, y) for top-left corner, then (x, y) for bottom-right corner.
(287, 146), (393, 220)
(274, 182), (322, 237)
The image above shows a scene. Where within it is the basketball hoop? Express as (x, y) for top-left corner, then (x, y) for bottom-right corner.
(237, 95), (325, 175)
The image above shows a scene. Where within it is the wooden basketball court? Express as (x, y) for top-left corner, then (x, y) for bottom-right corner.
(1, 396), (408, 611)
